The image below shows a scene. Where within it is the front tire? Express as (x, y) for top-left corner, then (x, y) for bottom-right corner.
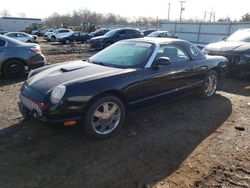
(198, 70), (218, 99)
(83, 95), (125, 139)
(2, 59), (25, 78)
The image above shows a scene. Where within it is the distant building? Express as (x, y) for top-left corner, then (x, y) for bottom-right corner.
(0, 17), (43, 32)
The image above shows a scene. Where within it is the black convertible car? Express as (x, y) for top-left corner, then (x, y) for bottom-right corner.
(18, 38), (228, 139)
(203, 29), (250, 76)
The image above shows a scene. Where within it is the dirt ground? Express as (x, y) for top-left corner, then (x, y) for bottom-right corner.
(0, 40), (249, 188)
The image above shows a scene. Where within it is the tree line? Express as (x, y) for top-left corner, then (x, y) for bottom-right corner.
(1, 8), (250, 28)
(43, 9), (160, 28)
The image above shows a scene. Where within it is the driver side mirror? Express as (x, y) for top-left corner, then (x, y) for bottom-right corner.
(154, 57), (171, 66)
(152, 57), (171, 70)
(222, 36), (228, 41)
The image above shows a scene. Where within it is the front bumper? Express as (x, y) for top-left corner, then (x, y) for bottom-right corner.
(89, 40), (104, 49)
(18, 101), (81, 124)
(207, 51), (250, 76)
(18, 84), (85, 126)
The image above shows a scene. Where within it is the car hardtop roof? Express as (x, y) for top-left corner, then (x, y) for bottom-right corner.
(151, 30), (170, 33)
(5, 31), (29, 35)
(124, 37), (188, 45)
(0, 35), (27, 45)
(112, 28), (140, 31)
(240, 28), (250, 31)
(55, 28), (71, 31)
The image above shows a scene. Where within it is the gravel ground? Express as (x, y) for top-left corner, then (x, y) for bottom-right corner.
(0, 40), (249, 188)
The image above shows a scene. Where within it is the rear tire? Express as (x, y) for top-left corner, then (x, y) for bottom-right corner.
(197, 70), (218, 99)
(65, 40), (70, 45)
(51, 36), (56, 42)
(82, 95), (125, 139)
(2, 59), (25, 78)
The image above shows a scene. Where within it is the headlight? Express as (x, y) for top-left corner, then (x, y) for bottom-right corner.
(50, 85), (66, 104)
(244, 54), (250, 58)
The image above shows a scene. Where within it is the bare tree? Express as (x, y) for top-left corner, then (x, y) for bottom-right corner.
(240, 13), (250, 22)
(0, 9), (11, 17)
(17, 12), (27, 18)
(43, 7), (160, 30)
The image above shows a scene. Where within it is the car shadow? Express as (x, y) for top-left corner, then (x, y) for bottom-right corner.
(0, 74), (27, 87)
(0, 94), (232, 188)
(220, 77), (250, 97)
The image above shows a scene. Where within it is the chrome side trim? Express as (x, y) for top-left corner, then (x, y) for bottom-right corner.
(145, 43), (160, 68)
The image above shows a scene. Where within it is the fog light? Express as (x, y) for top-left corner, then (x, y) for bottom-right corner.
(64, 121), (77, 126)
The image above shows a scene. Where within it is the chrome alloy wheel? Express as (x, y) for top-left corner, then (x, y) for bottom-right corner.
(204, 74), (218, 97)
(91, 102), (121, 135)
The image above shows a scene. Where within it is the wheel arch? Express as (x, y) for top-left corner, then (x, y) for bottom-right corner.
(211, 66), (222, 79)
(1, 58), (27, 73)
(82, 89), (128, 115)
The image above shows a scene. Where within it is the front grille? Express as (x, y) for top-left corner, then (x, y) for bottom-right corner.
(209, 52), (240, 64)
(20, 95), (42, 116)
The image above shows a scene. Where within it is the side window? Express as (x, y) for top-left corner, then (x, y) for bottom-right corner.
(74, 33), (79, 37)
(159, 33), (164, 37)
(167, 32), (173, 37)
(244, 37), (250, 42)
(156, 45), (190, 62)
(17, 33), (26, 37)
(7, 33), (17, 37)
(118, 30), (126, 35)
(0, 39), (6, 47)
(190, 45), (199, 56)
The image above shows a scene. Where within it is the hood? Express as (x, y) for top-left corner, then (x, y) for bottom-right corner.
(27, 60), (133, 94)
(90, 35), (109, 41)
(205, 41), (250, 52)
(45, 31), (53, 35)
(57, 33), (73, 39)
(55, 32), (74, 38)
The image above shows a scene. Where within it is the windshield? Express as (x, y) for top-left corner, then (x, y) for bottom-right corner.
(89, 41), (155, 68)
(147, 31), (161, 37)
(226, 30), (250, 42)
(104, 30), (118, 37)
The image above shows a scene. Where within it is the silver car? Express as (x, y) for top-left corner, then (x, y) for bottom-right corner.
(0, 35), (46, 78)
(4, 32), (38, 43)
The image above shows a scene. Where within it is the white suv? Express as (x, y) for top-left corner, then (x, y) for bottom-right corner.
(44, 28), (73, 42)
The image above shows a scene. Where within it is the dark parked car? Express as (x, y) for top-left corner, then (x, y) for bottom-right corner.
(89, 28), (144, 49)
(203, 29), (250, 76)
(57, 32), (92, 44)
(0, 35), (46, 78)
(89, 28), (110, 38)
(147, 31), (178, 38)
(18, 38), (228, 139)
(142, 29), (157, 36)
(0, 31), (8, 35)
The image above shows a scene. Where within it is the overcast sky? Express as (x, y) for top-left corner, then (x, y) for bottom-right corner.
(1, 0), (249, 21)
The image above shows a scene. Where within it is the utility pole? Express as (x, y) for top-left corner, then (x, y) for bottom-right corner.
(168, 2), (171, 21)
(179, 0), (186, 22)
(204, 11), (207, 22)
